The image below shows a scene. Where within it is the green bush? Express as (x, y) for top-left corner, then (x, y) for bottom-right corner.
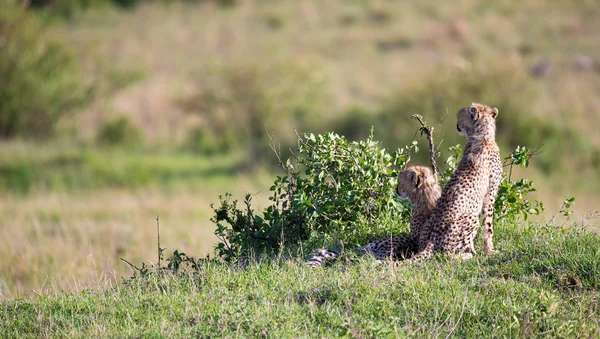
(0, 0), (88, 138)
(211, 129), (415, 260)
(96, 116), (143, 147)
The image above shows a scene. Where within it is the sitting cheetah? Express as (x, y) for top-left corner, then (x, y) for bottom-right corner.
(306, 166), (441, 267)
(407, 103), (502, 262)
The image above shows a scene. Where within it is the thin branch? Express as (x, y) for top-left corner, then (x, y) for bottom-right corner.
(502, 145), (543, 167)
(120, 258), (142, 273)
(412, 114), (439, 181)
(266, 127), (286, 172)
(502, 145), (543, 182)
(434, 107), (449, 160)
(496, 207), (523, 222)
(156, 215), (161, 267)
(548, 199), (571, 227)
(294, 130), (313, 150)
(436, 135), (446, 155)
(216, 233), (233, 252)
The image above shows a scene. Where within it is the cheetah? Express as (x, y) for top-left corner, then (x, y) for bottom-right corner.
(406, 103), (502, 262)
(306, 166), (441, 267)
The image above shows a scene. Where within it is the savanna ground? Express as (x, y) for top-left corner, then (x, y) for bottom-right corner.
(1, 0), (600, 335)
(2, 222), (600, 337)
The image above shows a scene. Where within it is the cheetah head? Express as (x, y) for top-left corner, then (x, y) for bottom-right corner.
(396, 165), (436, 201)
(457, 103), (499, 136)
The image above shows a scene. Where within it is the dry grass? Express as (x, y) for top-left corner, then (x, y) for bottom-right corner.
(0, 179), (271, 298)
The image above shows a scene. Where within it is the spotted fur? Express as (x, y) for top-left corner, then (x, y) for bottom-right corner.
(406, 103), (502, 263)
(306, 166), (441, 267)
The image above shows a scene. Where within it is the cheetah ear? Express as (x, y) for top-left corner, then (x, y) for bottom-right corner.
(469, 106), (478, 118)
(407, 170), (418, 187)
(491, 107), (499, 119)
(416, 172), (425, 188)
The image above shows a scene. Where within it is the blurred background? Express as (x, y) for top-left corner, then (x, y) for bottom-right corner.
(1, 0), (599, 297)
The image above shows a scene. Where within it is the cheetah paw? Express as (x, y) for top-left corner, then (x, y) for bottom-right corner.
(484, 248), (498, 255)
(453, 253), (473, 260)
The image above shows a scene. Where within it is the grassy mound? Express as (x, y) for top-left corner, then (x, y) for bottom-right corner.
(2, 221), (598, 337)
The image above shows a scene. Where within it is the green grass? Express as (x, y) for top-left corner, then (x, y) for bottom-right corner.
(0, 141), (251, 194)
(0, 141), (277, 298)
(2, 221), (599, 337)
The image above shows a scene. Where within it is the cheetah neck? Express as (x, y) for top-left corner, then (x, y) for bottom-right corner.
(465, 121), (498, 154)
(469, 117), (497, 143)
(465, 135), (499, 155)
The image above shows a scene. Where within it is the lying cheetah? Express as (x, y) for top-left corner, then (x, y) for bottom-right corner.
(407, 103), (502, 262)
(306, 166), (441, 267)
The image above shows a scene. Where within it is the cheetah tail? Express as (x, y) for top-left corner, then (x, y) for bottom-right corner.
(305, 248), (341, 267)
(404, 244), (435, 264)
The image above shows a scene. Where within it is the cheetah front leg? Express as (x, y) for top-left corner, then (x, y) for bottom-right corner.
(481, 177), (500, 254)
(459, 214), (479, 257)
(468, 228), (477, 255)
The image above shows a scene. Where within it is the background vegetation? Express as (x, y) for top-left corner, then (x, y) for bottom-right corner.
(1, 0), (599, 315)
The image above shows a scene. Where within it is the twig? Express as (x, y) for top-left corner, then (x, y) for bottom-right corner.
(295, 130), (313, 150)
(412, 114), (439, 181)
(120, 258), (142, 272)
(441, 107), (450, 123)
(156, 215), (161, 266)
(266, 128), (286, 172)
(496, 207), (522, 222)
(548, 199), (571, 227)
(580, 211), (599, 230)
(502, 145), (543, 167)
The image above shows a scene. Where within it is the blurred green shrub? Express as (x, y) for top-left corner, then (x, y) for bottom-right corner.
(178, 61), (329, 167)
(263, 12), (284, 30)
(29, 0), (109, 18)
(0, 0), (88, 138)
(27, 0), (236, 17)
(330, 106), (374, 142)
(96, 116), (144, 147)
(185, 127), (223, 155)
(367, 6), (394, 25)
(0, 161), (36, 193)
